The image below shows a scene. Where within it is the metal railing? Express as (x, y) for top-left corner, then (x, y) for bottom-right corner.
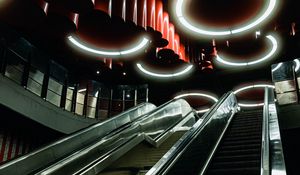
(0, 103), (156, 175)
(261, 87), (287, 175)
(146, 92), (238, 175)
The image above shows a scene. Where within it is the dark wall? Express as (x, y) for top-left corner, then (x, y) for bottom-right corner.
(0, 104), (64, 164)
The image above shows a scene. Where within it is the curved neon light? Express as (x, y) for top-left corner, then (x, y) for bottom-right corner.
(233, 84), (275, 107)
(68, 36), (149, 57)
(175, 0), (277, 36)
(136, 63), (193, 78)
(174, 93), (218, 113)
(216, 35), (278, 67)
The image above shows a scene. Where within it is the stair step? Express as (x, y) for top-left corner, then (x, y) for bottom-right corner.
(218, 148), (260, 156)
(206, 167), (260, 175)
(208, 160), (260, 169)
(213, 154), (261, 162)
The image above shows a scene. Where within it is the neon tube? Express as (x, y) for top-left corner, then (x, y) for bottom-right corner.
(174, 92), (218, 113)
(68, 36), (149, 57)
(136, 63), (193, 78)
(175, 0), (277, 36)
(233, 84), (275, 107)
(216, 35), (278, 67)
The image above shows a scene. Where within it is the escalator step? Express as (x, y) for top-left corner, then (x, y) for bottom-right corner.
(223, 135), (261, 142)
(219, 143), (261, 151)
(213, 154), (261, 162)
(208, 160), (260, 169)
(221, 139), (261, 146)
(206, 167), (260, 175)
(218, 148), (260, 156)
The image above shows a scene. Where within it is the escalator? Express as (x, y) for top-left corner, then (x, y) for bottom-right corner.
(0, 102), (157, 175)
(166, 109), (262, 175)
(205, 110), (262, 175)
(0, 99), (197, 175)
(147, 88), (286, 175)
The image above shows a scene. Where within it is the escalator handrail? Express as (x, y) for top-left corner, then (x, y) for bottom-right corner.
(0, 102), (156, 174)
(37, 98), (194, 175)
(146, 92), (236, 175)
(144, 109), (199, 147)
(261, 87), (287, 175)
(261, 87), (270, 175)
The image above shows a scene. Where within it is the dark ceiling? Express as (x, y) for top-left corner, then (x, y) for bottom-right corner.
(0, 0), (299, 104)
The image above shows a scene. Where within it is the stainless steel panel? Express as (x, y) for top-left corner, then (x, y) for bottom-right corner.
(276, 92), (297, 105)
(35, 99), (194, 175)
(0, 103), (156, 175)
(27, 70), (43, 96)
(146, 92), (238, 175)
(5, 64), (24, 84)
(46, 90), (61, 107)
(267, 90), (287, 175)
(75, 93), (85, 115)
(46, 78), (63, 107)
(65, 88), (74, 111)
(274, 80), (296, 93)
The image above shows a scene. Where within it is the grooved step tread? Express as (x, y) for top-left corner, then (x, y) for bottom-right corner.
(206, 110), (262, 175)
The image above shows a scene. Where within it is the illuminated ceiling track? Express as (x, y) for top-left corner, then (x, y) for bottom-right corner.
(174, 92), (218, 113)
(136, 63), (193, 78)
(175, 0), (277, 36)
(68, 35), (149, 57)
(233, 84), (275, 107)
(216, 35), (278, 67)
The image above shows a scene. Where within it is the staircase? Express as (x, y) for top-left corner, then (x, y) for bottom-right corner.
(206, 109), (262, 175)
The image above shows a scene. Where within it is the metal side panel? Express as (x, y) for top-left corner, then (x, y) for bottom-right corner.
(146, 92), (238, 175)
(76, 134), (145, 175)
(0, 103), (156, 175)
(37, 99), (194, 175)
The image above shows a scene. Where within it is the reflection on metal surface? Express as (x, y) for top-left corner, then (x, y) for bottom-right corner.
(294, 59), (300, 72)
(68, 36), (149, 57)
(136, 63), (193, 78)
(0, 103), (157, 175)
(175, 0), (277, 36)
(271, 63), (283, 72)
(266, 88), (287, 175)
(34, 99), (195, 175)
(146, 92), (239, 175)
(216, 35), (278, 67)
(261, 88), (270, 174)
(174, 92), (218, 113)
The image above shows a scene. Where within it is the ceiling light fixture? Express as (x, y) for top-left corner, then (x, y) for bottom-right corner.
(174, 92), (218, 113)
(233, 84), (275, 107)
(68, 35), (149, 57)
(216, 35), (278, 67)
(175, 0), (277, 36)
(136, 63), (193, 78)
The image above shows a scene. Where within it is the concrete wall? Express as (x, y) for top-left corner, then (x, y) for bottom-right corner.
(0, 75), (97, 134)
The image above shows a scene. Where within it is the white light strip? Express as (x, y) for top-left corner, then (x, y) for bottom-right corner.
(216, 35), (278, 67)
(233, 84), (275, 108)
(174, 93), (218, 102)
(294, 59), (300, 72)
(231, 0), (277, 34)
(68, 36), (149, 57)
(238, 103), (265, 107)
(78, 88), (87, 93)
(271, 62), (283, 72)
(175, 0), (277, 36)
(136, 63), (193, 78)
(174, 92), (218, 113)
